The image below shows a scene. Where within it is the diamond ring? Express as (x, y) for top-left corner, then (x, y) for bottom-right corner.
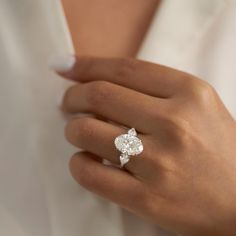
(114, 128), (144, 168)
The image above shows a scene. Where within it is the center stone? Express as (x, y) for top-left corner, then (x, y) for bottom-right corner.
(115, 133), (143, 156)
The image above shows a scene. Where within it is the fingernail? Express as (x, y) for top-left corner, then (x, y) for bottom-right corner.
(48, 54), (75, 73)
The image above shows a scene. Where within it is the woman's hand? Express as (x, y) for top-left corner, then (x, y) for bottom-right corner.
(57, 56), (236, 235)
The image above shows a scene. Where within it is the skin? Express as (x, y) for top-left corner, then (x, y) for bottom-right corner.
(61, 0), (160, 56)
(59, 1), (236, 234)
(56, 56), (236, 235)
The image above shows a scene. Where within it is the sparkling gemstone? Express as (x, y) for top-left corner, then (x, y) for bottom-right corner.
(120, 153), (130, 167)
(128, 128), (137, 136)
(114, 129), (143, 156)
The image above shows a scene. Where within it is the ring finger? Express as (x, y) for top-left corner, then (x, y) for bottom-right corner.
(65, 116), (150, 172)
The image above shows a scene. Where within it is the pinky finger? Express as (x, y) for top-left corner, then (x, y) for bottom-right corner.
(69, 152), (148, 212)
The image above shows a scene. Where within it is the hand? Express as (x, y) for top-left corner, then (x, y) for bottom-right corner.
(57, 56), (236, 235)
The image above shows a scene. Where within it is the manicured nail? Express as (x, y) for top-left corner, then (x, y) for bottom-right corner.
(48, 54), (75, 73)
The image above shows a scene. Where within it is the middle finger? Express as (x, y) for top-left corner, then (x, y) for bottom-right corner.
(63, 81), (164, 133)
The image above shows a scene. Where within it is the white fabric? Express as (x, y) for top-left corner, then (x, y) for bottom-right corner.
(138, 0), (236, 118)
(0, 0), (235, 235)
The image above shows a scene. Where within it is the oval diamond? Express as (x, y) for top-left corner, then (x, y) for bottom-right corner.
(115, 134), (143, 156)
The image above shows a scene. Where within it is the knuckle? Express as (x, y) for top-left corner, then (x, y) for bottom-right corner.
(173, 118), (192, 143)
(86, 81), (113, 108)
(173, 121), (192, 148)
(114, 58), (138, 80)
(76, 117), (96, 144)
(65, 117), (95, 146)
(162, 115), (193, 150)
(187, 78), (217, 104)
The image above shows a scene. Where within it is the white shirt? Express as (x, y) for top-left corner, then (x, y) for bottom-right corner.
(0, 0), (235, 235)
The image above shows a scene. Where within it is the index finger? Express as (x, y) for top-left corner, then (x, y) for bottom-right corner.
(52, 56), (192, 98)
